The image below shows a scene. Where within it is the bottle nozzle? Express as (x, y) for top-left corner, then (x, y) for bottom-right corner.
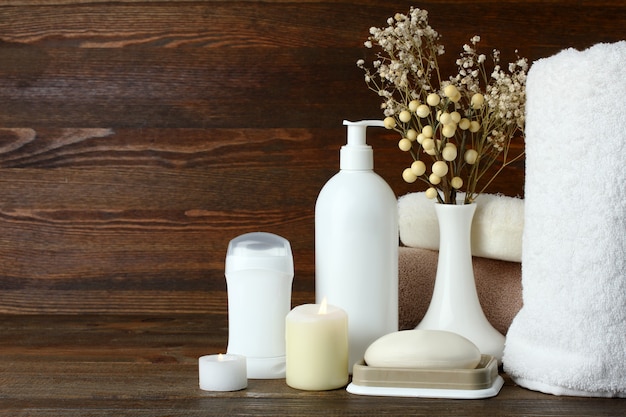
(343, 120), (385, 146)
(341, 120), (385, 170)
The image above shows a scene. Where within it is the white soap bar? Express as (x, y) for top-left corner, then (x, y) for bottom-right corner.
(364, 330), (481, 369)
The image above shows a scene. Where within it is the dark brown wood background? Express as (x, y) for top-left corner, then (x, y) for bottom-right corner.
(1, 0), (624, 315)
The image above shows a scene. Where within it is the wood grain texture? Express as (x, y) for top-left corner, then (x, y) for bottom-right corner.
(2, 314), (625, 416)
(0, 0), (624, 314)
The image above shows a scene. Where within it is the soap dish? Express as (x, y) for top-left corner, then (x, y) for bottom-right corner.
(346, 355), (504, 399)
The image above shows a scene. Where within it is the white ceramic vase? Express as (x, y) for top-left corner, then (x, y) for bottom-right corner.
(416, 202), (505, 362)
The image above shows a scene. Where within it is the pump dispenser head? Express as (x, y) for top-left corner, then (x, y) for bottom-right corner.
(341, 120), (385, 170)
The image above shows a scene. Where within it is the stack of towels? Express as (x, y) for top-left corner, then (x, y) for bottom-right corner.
(503, 41), (626, 397)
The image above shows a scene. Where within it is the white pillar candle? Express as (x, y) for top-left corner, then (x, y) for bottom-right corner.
(198, 354), (247, 391)
(285, 300), (348, 391)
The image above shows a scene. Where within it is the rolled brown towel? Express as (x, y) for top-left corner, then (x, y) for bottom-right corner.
(399, 246), (522, 335)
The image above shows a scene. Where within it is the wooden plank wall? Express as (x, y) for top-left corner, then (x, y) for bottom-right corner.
(0, 0), (623, 315)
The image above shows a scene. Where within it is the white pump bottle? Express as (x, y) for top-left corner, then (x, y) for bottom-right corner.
(315, 119), (398, 372)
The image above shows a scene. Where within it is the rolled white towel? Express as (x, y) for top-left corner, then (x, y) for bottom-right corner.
(398, 192), (524, 262)
(503, 41), (626, 397)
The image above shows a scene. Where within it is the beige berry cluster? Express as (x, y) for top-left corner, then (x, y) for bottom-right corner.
(383, 85), (487, 200)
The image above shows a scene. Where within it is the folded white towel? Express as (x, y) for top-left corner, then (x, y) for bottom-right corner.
(503, 41), (626, 397)
(398, 192), (524, 262)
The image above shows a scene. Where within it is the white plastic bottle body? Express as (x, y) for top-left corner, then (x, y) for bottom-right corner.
(226, 268), (292, 378)
(315, 170), (398, 371)
(226, 269), (292, 358)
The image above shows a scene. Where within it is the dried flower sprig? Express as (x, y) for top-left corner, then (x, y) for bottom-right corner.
(357, 7), (527, 204)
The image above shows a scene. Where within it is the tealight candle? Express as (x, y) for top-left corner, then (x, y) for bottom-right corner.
(198, 354), (247, 391)
(285, 299), (348, 391)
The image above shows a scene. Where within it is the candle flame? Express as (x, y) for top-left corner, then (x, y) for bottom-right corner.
(318, 297), (328, 315)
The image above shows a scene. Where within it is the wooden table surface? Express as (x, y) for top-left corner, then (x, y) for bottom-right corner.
(1, 314), (623, 416)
